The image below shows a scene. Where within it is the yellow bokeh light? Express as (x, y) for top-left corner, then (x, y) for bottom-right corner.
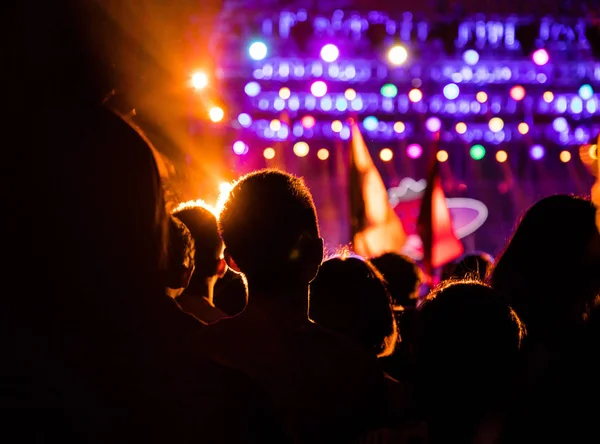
(408, 89), (423, 103)
(388, 45), (409, 65)
(455, 122), (467, 134)
(543, 91), (554, 103)
(590, 144), (598, 160)
(263, 147), (276, 160)
(489, 117), (504, 132)
(496, 150), (508, 163)
(559, 150), (571, 163)
(270, 119), (282, 131)
(209, 106), (224, 122)
(293, 141), (310, 157)
(331, 120), (343, 133)
(517, 122), (529, 135)
(393, 121), (406, 133)
(437, 150), (449, 162)
(191, 71), (208, 90)
(476, 91), (488, 103)
(317, 148), (330, 160)
(344, 88), (357, 101)
(279, 87), (291, 99)
(379, 148), (394, 162)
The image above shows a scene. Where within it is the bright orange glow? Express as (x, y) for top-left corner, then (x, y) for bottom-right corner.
(476, 91), (488, 103)
(263, 147), (276, 159)
(379, 148), (394, 162)
(437, 150), (449, 162)
(393, 121), (405, 133)
(455, 122), (467, 134)
(317, 148), (330, 160)
(208, 106), (224, 122)
(279, 87), (291, 99)
(191, 72), (208, 90)
(344, 88), (357, 101)
(517, 122), (529, 135)
(269, 119), (281, 131)
(489, 117), (504, 132)
(331, 120), (343, 133)
(293, 142), (310, 157)
(543, 91), (554, 103)
(510, 85), (526, 101)
(496, 150), (508, 163)
(560, 150), (571, 163)
(408, 89), (423, 103)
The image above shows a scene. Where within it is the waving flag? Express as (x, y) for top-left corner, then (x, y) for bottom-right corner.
(349, 122), (406, 257)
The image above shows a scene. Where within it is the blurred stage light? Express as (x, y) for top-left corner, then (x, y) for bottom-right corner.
(543, 91), (554, 103)
(426, 117), (442, 132)
(393, 121), (406, 133)
(560, 150), (571, 163)
(462, 49), (479, 65)
(320, 44), (340, 62)
(443, 83), (460, 100)
(437, 150), (449, 162)
(279, 87), (291, 99)
(237, 113), (252, 128)
(331, 120), (343, 133)
(244, 82), (261, 97)
(455, 122), (467, 134)
(579, 84), (594, 100)
(269, 119), (281, 131)
(470, 144), (486, 160)
(293, 141), (310, 157)
(344, 88), (357, 100)
(380, 148), (394, 162)
(408, 88), (423, 103)
(476, 91), (488, 103)
(530, 145), (545, 160)
(248, 41), (268, 60)
(311, 81), (327, 97)
(209, 106), (224, 122)
(489, 117), (504, 132)
(388, 45), (408, 65)
(301, 115), (316, 129)
(317, 148), (330, 160)
(532, 48), (549, 66)
(191, 72), (208, 90)
(518, 122), (529, 134)
(381, 84), (398, 98)
(233, 141), (249, 155)
(263, 147), (276, 159)
(510, 85), (526, 101)
(363, 116), (379, 131)
(553, 117), (568, 132)
(496, 150), (508, 163)
(406, 144), (423, 159)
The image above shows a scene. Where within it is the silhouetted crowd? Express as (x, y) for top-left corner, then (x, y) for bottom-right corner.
(3, 3), (600, 443)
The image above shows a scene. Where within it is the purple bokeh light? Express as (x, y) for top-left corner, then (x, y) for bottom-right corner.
(530, 145), (545, 160)
(320, 44), (340, 63)
(406, 143), (423, 159)
(311, 81), (328, 98)
(233, 141), (249, 155)
(532, 49), (549, 66)
(425, 117), (442, 132)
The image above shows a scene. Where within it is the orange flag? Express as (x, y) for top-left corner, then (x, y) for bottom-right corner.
(417, 147), (464, 277)
(349, 122), (406, 257)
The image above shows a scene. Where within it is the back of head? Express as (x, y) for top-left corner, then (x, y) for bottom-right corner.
(490, 194), (600, 336)
(415, 280), (524, 418)
(173, 202), (223, 280)
(219, 169), (322, 288)
(441, 251), (494, 282)
(309, 254), (398, 357)
(165, 215), (196, 294)
(370, 253), (423, 308)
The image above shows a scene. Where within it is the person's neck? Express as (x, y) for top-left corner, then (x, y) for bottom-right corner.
(242, 282), (310, 329)
(184, 277), (215, 305)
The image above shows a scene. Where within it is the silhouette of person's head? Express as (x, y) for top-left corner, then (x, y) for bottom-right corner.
(219, 169), (324, 292)
(309, 253), (398, 357)
(370, 253), (423, 308)
(165, 215), (195, 298)
(440, 251), (494, 282)
(414, 280), (525, 438)
(490, 194), (600, 338)
(173, 201), (227, 283)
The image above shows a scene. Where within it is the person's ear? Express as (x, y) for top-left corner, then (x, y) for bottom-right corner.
(216, 257), (228, 278)
(224, 248), (241, 273)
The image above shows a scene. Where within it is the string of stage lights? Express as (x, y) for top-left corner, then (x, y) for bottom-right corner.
(202, 9), (600, 164)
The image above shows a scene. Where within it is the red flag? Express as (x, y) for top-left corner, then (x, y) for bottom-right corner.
(417, 148), (463, 277)
(349, 122), (406, 257)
